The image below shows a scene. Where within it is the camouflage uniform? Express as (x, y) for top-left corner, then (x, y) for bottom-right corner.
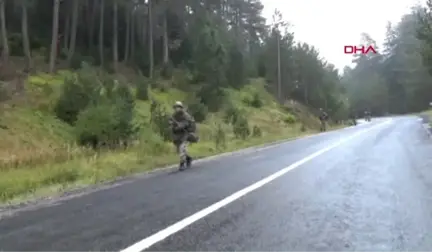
(319, 109), (328, 131)
(169, 102), (195, 169)
(364, 110), (371, 121)
(350, 111), (357, 125)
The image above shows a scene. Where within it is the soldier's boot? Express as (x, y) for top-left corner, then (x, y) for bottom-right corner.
(186, 155), (192, 168)
(179, 160), (186, 171)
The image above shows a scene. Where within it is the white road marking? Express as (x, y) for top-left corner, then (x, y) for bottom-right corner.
(120, 119), (393, 252)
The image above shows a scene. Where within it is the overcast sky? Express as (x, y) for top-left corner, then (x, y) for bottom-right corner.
(261, 0), (423, 71)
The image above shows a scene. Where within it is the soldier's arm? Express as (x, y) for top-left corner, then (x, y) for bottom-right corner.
(177, 113), (194, 129)
(168, 115), (177, 127)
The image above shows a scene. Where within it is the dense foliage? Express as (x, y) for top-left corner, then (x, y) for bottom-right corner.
(343, 4), (432, 116)
(5, 1), (432, 201)
(4, 0), (432, 134)
(0, 0), (348, 120)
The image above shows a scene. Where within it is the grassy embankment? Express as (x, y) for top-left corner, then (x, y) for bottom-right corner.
(0, 70), (341, 204)
(422, 109), (432, 120)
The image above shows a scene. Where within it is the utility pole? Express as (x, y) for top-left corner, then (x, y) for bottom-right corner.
(277, 32), (281, 102)
(271, 13), (286, 103)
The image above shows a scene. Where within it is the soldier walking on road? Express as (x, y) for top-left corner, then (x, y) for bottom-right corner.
(364, 110), (372, 122)
(319, 108), (329, 132)
(169, 101), (198, 171)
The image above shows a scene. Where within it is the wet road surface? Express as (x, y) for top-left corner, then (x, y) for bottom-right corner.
(2, 116), (432, 250)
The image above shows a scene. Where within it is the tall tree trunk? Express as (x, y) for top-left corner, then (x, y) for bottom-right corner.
(130, 10), (135, 59)
(113, 0), (118, 72)
(304, 84), (308, 105)
(136, 13), (144, 46)
(142, 14), (147, 46)
(67, 0), (80, 65)
(123, 5), (130, 63)
(148, 0), (153, 78)
(63, 9), (70, 51)
(21, 1), (32, 70)
(162, 12), (169, 66)
(88, 0), (98, 50)
(0, 0), (9, 63)
(49, 0), (61, 73)
(99, 0), (104, 65)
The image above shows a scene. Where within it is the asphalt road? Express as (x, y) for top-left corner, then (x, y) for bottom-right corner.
(2, 116), (432, 251)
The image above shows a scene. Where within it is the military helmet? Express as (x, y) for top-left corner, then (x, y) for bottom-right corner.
(173, 101), (184, 108)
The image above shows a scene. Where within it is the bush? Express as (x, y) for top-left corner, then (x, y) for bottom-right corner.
(214, 123), (226, 150)
(283, 114), (296, 124)
(187, 101), (208, 123)
(54, 64), (135, 126)
(74, 83), (137, 149)
(251, 94), (263, 108)
(136, 74), (149, 101)
(155, 80), (171, 92)
(197, 85), (226, 112)
(9, 33), (24, 56)
(242, 92), (263, 108)
(252, 125), (262, 137)
(113, 84), (137, 140)
(250, 93), (263, 108)
(224, 105), (241, 125)
(54, 76), (96, 124)
(70, 56), (95, 70)
(160, 62), (174, 78)
(300, 123), (307, 132)
(172, 68), (193, 90)
(0, 81), (10, 102)
(150, 101), (171, 141)
(233, 116), (250, 139)
(75, 104), (119, 148)
(138, 128), (171, 156)
(54, 64), (104, 124)
(75, 104), (137, 149)
(226, 44), (247, 88)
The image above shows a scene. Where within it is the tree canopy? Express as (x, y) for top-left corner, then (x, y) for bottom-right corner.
(0, 0), (349, 119)
(3, 0), (432, 117)
(343, 4), (432, 116)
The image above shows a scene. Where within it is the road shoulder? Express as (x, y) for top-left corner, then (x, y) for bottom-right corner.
(418, 113), (432, 137)
(0, 131), (322, 216)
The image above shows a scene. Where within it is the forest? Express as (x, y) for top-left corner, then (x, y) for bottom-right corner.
(343, 2), (432, 115)
(1, 0), (432, 202)
(0, 0), (347, 115)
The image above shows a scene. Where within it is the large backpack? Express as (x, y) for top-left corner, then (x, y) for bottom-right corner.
(186, 119), (199, 143)
(319, 112), (327, 121)
(187, 119), (196, 132)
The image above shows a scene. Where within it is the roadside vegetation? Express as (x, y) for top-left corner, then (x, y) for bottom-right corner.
(4, 0), (432, 203)
(342, 4), (432, 117)
(0, 0), (353, 203)
(0, 66), (333, 203)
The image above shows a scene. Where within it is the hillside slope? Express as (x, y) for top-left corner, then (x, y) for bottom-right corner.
(0, 70), (338, 204)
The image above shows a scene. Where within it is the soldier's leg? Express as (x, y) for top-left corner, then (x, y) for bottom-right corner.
(174, 140), (186, 170)
(173, 140), (183, 168)
(183, 141), (192, 167)
(179, 141), (188, 162)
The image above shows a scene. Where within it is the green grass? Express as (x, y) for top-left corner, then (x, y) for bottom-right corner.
(0, 72), (346, 204)
(422, 109), (432, 117)
(419, 109), (432, 126)
(0, 129), (318, 204)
